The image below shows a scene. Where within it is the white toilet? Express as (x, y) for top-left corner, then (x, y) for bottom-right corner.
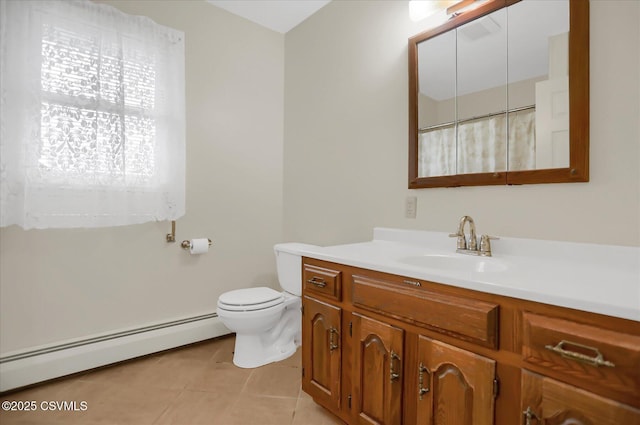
(216, 243), (316, 368)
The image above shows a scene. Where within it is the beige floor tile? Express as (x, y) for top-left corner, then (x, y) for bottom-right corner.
(83, 355), (208, 392)
(0, 336), (343, 425)
(0, 378), (89, 425)
(159, 339), (222, 362)
(243, 364), (302, 398)
(70, 380), (180, 425)
(0, 377), (76, 402)
(211, 336), (236, 364)
(187, 361), (252, 394)
(274, 347), (302, 368)
(77, 354), (162, 388)
(153, 389), (238, 425)
(216, 394), (297, 425)
(292, 392), (345, 425)
(1, 378), (181, 425)
(0, 420), (52, 425)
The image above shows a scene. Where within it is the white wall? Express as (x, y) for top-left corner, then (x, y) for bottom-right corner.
(284, 0), (640, 247)
(0, 1), (284, 355)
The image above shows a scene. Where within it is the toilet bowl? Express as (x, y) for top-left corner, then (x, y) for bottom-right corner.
(216, 243), (317, 368)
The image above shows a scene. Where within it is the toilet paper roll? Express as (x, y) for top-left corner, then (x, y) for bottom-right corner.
(189, 238), (209, 255)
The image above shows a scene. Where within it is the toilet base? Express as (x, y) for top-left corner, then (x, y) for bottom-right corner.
(232, 334), (299, 368)
(228, 295), (302, 368)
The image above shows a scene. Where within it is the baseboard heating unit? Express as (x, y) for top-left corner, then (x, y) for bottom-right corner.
(0, 313), (229, 392)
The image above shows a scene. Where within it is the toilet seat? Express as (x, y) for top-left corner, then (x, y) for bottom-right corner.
(217, 287), (284, 312)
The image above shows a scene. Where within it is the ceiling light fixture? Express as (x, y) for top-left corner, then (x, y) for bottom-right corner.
(409, 1), (456, 22)
(446, 0), (487, 16)
(409, 0), (490, 24)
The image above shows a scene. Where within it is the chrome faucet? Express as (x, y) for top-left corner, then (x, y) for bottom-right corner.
(449, 215), (497, 257)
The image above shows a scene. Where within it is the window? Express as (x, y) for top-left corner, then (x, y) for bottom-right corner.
(1, 0), (185, 229)
(39, 23), (157, 186)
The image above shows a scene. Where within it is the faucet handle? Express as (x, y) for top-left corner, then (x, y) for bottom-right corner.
(449, 232), (467, 250)
(479, 235), (499, 256)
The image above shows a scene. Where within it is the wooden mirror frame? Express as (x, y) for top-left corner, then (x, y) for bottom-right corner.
(408, 0), (589, 189)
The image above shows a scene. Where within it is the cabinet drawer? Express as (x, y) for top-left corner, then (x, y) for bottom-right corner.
(352, 275), (499, 348)
(303, 264), (342, 301)
(522, 312), (640, 404)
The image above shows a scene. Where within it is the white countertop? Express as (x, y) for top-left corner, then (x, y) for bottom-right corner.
(287, 228), (640, 322)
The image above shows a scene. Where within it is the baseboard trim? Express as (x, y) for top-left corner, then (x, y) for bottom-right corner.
(0, 313), (230, 392)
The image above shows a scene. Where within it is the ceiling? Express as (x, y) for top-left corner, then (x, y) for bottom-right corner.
(206, 0), (332, 33)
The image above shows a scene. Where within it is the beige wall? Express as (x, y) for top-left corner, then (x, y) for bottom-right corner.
(1, 0), (638, 358)
(418, 77), (543, 128)
(0, 1), (285, 354)
(284, 0), (640, 247)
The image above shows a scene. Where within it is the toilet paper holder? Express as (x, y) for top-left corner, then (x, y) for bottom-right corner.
(166, 220), (176, 243)
(181, 239), (213, 250)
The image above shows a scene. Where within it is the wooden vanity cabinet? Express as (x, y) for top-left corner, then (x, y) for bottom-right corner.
(302, 295), (342, 413)
(520, 311), (640, 424)
(416, 336), (496, 425)
(300, 257), (640, 425)
(521, 371), (640, 425)
(301, 262), (344, 415)
(351, 312), (404, 425)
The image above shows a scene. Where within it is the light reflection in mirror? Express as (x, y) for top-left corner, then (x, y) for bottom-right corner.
(413, 0), (574, 182)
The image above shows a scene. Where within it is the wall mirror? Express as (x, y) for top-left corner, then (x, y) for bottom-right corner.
(408, 0), (589, 188)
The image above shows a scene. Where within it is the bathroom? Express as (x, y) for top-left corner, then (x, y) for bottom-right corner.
(0, 0), (638, 424)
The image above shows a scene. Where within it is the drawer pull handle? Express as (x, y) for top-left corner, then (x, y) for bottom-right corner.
(544, 340), (615, 368)
(522, 407), (539, 425)
(307, 277), (327, 288)
(329, 327), (339, 351)
(418, 362), (430, 399)
(390, 350), (401, 382)
(403, 279), (421, 287)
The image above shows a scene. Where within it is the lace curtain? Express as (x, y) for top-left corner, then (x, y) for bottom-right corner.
(418, 110), (535, 177)
(0, 0), (185, 229)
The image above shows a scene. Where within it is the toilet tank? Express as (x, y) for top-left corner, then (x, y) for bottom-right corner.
(274, 243), (319, 296)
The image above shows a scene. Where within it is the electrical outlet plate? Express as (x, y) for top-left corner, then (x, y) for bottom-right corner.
(405, 196), (417, 219)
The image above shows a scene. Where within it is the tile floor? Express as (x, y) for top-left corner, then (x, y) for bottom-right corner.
(0, 335), (344, 425)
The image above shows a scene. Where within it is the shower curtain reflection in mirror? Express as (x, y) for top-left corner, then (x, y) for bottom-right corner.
(418, 109), (535, 178)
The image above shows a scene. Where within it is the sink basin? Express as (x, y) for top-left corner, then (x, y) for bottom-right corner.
(398, 254), (508, 273)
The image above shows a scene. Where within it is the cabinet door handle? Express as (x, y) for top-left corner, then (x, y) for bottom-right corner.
(544, 340), (615, 368)
(418, 362), (430, 399)
(329, 327), (339, 351)
(390, 350), (401, 382)
(403, 279), (421, 287)
(307, 276), (327, 288)
(522, 407), (539, 425)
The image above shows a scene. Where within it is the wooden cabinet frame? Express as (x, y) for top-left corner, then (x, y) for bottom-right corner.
(300, 257), (640, 424)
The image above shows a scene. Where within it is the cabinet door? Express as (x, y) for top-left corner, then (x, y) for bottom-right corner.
(521, 370), (640, 425)
(302, 296), (342, 412)
(416, 335), (496, 425)
(352, 312), (404, 425)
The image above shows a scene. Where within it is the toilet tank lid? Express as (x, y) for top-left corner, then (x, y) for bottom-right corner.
(219, 287), (282, 306)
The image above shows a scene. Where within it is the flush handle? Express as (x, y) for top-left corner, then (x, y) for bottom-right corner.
(307, 276), (327, 288)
